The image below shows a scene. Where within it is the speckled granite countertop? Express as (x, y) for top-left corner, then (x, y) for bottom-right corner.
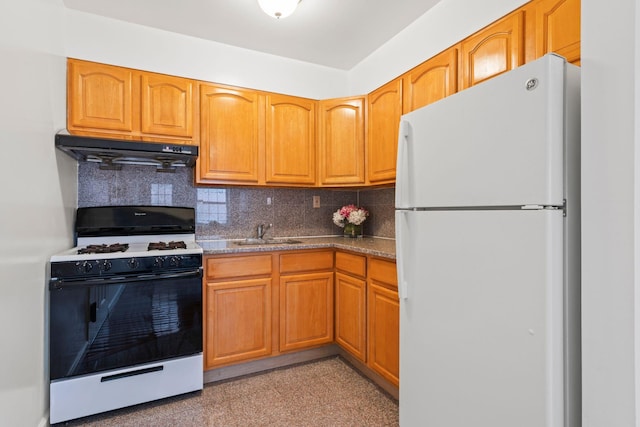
(198, 236), (396, 260)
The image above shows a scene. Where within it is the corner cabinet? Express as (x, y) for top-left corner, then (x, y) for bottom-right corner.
(198, 84), (263, 184)
(318, 97), (366, 186)
(67, 59), (197, 144)
(203, 254), (274, 369)
(459, 11), (525, 89)
(367, 78), (402, 185)
(279, 251), (334, 352)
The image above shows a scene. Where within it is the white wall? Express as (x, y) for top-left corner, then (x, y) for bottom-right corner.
(3, 0), (636, 424)
(64, 0), (531, 100)
(0, 0), (76, 426)
(581, 0), (639, 424)
(348, 0), (529, 94)
(64, 9), (348, 100)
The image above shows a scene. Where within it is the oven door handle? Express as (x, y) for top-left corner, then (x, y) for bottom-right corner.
(49, 268), (203, 290)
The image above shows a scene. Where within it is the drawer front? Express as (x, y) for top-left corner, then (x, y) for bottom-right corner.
(206, 254), (272, 280)
(279, 250), (334, 274)
(335, 251), (366, 278)
(369, 258), (397, 287)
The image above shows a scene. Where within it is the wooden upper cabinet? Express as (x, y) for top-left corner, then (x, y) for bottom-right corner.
(140, 72), (194, 138)
(403, 48), (458, 114)
(68, 59), (136, 134)
(198, 84), (263, 184)
(535, 0), (581, 65)
(318, 96), (366, 186)
(265, 94), (317, 185)
(460, 11), (525, 89)
(367, 78), (402, 184)
(67, 59), (198, 144)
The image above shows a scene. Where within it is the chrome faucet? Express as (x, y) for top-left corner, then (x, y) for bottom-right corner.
(256, 223), (272, 240)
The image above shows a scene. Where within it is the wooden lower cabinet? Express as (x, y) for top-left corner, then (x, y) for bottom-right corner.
(204, 277), (272, 368)
(279, 271), (334, 352)
(335, 251), (367, 362)
(203, 254), (273, 369)
(203, 250), (399, 390)
(367, 258), (399, 387)
(335, 272), (367, 361)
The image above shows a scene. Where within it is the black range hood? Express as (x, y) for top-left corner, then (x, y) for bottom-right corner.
(55, 133), (198, 172)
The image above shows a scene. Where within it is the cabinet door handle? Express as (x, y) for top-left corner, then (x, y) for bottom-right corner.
(89, 301), (97, 323)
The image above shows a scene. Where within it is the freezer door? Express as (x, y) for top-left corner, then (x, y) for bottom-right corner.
(396, 54), (567, 209)
(397, 209), (565, 427)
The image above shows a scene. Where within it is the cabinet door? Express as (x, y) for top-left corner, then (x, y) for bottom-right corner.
(335, 272), (367, 362)
(403, 48), (458, 113)
(67, 59), (136, 134)
(204, 278), (272, 368)
(198, 84), (263, 184)
(535, 0), (581, 65)
(280, 272), (334, 352)
(265, 94), (316, 185)
(460, 11), (525, 89)
(318, 97), (366, 186)
(368, 281), (399, 387)
(140, 72), (195, 139)
(367, 78), (403, 184)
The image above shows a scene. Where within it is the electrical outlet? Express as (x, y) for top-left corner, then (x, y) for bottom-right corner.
(267, 197), (272, 205)
(313, 196), (320, 208)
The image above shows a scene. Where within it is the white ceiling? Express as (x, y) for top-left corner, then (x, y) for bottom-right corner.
(62, 0), (442, 70)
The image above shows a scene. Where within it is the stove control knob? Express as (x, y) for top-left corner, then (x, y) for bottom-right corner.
(127, 258), (139, 270)
(153, 257), (164, 268)
(169, 256), (181, 267)
(80, 261), (93, 274)
(101, 260), (112, 272)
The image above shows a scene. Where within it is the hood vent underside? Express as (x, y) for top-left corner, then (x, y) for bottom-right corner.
(55, 134), (198, 173)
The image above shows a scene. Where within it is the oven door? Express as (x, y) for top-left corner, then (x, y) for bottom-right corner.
(49, 269), (202, 381)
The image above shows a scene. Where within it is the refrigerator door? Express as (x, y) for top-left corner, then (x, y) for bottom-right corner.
(396, 54), (566, 209)
(397, 209), (564, 427)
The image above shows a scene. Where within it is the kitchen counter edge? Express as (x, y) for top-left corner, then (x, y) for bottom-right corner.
(197, 236), (396, 260)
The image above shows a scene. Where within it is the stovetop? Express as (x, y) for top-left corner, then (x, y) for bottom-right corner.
(50, 234), (202, 263)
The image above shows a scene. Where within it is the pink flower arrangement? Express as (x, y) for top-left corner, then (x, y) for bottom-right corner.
(332, 204), (369, 228)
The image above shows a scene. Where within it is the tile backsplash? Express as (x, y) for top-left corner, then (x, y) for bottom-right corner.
(78, 163), (395, 239)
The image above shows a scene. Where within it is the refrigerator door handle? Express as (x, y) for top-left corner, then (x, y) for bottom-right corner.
(396, 210), (409, 300)
(395, 120), (411, 209)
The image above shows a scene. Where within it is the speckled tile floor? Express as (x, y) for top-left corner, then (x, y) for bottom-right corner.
(59, 357), (399, 427)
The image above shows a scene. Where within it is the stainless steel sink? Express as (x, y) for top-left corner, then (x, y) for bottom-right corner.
(234, 238), (303, 246)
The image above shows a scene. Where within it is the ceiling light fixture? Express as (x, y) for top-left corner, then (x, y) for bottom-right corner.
(257, 0), (301, 19)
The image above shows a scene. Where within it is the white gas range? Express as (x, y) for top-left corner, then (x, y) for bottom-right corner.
(49, 206), (204, 425)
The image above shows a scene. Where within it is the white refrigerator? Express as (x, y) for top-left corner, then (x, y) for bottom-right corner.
(395, 54), (580, 427)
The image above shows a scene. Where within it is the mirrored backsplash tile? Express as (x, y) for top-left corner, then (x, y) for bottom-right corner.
(78, 163), (395, 239)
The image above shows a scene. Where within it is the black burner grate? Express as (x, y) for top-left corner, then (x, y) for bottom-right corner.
(78, 243), (129, 254)
(148, 241), (187, 251)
